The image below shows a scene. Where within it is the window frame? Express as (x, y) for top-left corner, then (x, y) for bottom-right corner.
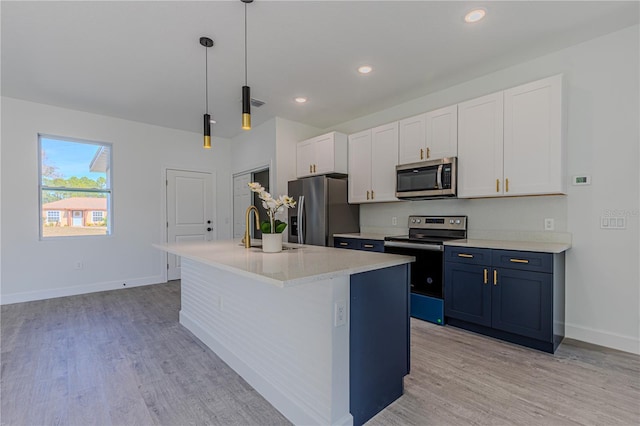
(38, 134), (113, 240)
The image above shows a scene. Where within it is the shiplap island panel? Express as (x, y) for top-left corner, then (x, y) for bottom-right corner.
(154, 240), (414, 426)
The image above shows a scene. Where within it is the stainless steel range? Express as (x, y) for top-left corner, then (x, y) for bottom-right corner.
(384, 215), (467, 325)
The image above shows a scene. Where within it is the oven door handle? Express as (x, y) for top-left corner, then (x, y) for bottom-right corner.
(384, 241), (444, 252)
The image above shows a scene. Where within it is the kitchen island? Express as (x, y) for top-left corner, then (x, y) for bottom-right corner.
(154, 240), (414, 426)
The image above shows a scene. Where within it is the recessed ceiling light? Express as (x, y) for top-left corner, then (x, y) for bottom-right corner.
(464, 8), (486, 23)
(358, 65), (373, 74)
(294, 97), (307, 104)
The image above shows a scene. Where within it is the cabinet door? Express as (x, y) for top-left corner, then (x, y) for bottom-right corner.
(296, 139), (315, 178)
(313, 133), (336, 176)
(504, 74), (564, 196)
(398, 113), (426, 165)
(348, 130), (372, 203)
(370, 122), (399, 202)
(492, 268), (552, 342)
(444, 262), (491, 327)
(457, 92), (504, 198)
(426, 104), (457, 160)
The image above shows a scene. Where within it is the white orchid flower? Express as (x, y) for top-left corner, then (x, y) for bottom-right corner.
(248, 182), (264, 192)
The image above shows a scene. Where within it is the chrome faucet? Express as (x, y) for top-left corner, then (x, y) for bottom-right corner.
(243, 205), (260, 248)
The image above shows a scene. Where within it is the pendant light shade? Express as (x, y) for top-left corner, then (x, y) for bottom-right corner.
(241, 0), (253, 130)
(242, 86), (251, 130)
(200, 36), (214, 148)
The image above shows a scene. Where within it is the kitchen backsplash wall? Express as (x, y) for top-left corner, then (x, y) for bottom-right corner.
(359, 196), (571, 244)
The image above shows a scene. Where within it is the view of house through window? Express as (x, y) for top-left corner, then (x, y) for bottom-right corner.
(39, 135), (112, 238)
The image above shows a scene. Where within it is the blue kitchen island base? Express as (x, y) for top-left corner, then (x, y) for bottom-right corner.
(410, 293), (444, 325)
(350, 264), (410, 426)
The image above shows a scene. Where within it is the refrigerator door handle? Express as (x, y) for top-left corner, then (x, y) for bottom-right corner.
(298, 195), (305, 244)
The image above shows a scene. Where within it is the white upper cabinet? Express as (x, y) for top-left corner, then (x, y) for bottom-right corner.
(398, 113), (426, 165)
(457, 92), (504, 198)
(426, 104), (458, 160)
(458, 75), (565, 198)
(347, 130), (372, 204)
(348, 122), (399, 203)
(296, 132), (348, 178)
(398, 104), (457, 164)
(503, 74), (564, 196)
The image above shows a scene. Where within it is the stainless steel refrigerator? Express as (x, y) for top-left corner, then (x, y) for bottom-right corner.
(288, 175), (359, 247)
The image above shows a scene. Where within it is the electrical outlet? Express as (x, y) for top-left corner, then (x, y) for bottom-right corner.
(74, 261), (83, 270)
(334, 300), (346, 327)
(544, 218), (555, 231)
(218, 295), (224, 311)
(392, 216), (398, 226)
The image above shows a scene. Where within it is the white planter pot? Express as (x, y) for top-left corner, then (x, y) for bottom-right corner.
(262, 233), (283, 253)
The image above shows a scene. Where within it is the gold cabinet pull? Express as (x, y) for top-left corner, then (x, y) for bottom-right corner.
(339, 242), (348, 246)
(483, 269), (488, 284)
(426, 147), (430, 159)
(309, 164), (313, 173)
(313, 164), (317, 173)
(510, 258), (529, 264)
(457, 253), (473, 258)
(371, 190), (375, 199)
(366, 190), (370, 200)
(363, 244), (374, 248)
(420, 148), (424, 160)
(493, 270), (498, 285)
(506, 178), (509, 192)
(496, 179), (500, 193)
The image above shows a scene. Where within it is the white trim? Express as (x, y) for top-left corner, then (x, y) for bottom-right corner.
(565, 322), (640, 355)
(0, 274), (165, 305)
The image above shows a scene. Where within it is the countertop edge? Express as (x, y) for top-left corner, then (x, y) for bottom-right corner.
(443, 239), (571, 253)
(333, 233), (388, 241)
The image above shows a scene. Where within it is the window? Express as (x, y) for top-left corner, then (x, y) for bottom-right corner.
(92, 211), (104, 223)
(46, 211), (60, 224)
(39, 135), (112, 238)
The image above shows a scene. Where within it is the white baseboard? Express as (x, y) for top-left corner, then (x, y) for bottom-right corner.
(565, 322), (640, 355)
(0, 274), (165, 305)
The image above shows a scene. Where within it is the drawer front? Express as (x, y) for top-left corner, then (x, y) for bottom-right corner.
(359, 239), (384, 253)
(492, 250), (552, 273)
(334, 237), (359, 250)
(445, 246), (491, 265)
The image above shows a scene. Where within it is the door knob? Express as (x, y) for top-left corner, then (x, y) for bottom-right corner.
(207, 227), (213, 232)
(207, 220), (212, 224)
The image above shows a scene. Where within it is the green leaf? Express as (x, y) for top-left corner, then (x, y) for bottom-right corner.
(260, 221), (271, 233)
(259, 219), (287, 234)
(275, 221), (287, 233)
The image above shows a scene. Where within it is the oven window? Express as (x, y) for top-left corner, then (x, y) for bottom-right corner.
(397, 167), (438, 192)
(384, 245), (444, 298)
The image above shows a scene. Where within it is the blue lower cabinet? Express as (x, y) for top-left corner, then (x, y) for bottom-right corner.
(411, 293), (445, 325)
(444, 247), (564, 353)
(350, 264), (410, 426)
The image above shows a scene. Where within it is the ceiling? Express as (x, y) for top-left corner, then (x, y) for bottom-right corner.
(2, 1), (638, 139)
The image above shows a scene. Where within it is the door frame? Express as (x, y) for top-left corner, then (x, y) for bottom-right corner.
(232, 162), (272, 240)
(161, 165), (217, 282)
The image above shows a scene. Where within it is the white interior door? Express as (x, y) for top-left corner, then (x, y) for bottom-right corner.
(233, 173), (251, 238)
(166, 169), (214, 280)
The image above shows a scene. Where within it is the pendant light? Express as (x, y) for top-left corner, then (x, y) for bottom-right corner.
(241, 0), (253, 130)
(200, 36), (214, 148)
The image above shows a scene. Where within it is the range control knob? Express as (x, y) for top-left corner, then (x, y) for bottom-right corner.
(416, 219), (421, 223)
(455, 219), (461, 224)
(411, 218), (416, 223)
(450, 219), (454, 224)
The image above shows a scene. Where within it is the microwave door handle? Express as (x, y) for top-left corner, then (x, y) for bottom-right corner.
(436, 165), (443, 189)
(298, 195), (305, 244)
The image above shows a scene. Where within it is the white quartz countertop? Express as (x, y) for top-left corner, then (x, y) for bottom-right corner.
(154, 239), (414, 288)
(333, 233), (389, 241)
(444, 239), (571, 253)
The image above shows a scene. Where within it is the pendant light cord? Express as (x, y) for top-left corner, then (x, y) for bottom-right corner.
(244, 2), (248, 86)
(205, 46), (209, 114)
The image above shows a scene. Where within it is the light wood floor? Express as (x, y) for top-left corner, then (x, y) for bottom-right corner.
(1, 282), (638, 425)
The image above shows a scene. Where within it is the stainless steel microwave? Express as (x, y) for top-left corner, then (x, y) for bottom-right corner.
(396, 157), (457, 200)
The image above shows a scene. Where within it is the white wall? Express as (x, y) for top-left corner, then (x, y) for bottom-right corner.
(0, 97), (232, 303)
(331, 25), (640, 354)
(231, 117), (276, 176)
